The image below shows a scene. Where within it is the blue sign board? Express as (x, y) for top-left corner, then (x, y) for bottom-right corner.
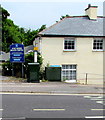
(10, 44), (25, 63)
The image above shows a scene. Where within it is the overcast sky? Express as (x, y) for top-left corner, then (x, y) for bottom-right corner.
(1, 1), (104, 30)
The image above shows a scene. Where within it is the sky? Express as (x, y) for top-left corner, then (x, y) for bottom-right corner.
(1, 1), (104, 30)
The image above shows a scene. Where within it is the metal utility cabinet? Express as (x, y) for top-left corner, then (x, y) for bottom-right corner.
(27, 63), (40, 83)
(45, 67), (61, 81)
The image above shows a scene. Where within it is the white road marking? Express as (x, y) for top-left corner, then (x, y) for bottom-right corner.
(84, 96), (103, 99)
(33, 109), (65, 111)
(84, 96), (92, 98)
(96, 101), (103, 104)
(0, 117), (26, 119)
(0, 109), (3, 111)
(91, 98), (104, 100)
(91, 109), (105, 111)
(85, 116), (105, 118)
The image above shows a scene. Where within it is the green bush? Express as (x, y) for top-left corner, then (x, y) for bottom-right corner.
(25, 52), (44, 79)
(2, 52), (44, 79)
(2, 61), (12, 76)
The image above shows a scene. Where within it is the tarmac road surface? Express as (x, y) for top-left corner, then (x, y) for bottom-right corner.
(1, 94), (104, 119)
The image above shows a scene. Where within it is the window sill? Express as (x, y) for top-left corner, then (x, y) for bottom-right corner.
(92, 50), (104, 52)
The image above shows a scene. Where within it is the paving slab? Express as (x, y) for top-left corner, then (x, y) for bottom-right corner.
(1, 81), (104, 94)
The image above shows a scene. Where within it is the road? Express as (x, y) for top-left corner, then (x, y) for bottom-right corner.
(1, 94), (105, 119)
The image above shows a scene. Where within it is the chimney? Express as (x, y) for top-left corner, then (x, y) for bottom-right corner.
(85, 4), (98, 20)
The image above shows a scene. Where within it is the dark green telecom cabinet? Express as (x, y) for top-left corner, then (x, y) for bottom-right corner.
(45, 67), (61, 81)
(27, 63), (40, 83)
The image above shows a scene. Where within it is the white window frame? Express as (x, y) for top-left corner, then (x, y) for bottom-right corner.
(92, 38), (104, 51)
(62, 65), (77, 81)
(63, 38), (76, 51)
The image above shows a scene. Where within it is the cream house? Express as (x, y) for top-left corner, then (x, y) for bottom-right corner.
(34, 4), (105, 84)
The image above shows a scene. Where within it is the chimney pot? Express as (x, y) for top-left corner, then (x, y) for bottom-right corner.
(88, 4), (91, 8)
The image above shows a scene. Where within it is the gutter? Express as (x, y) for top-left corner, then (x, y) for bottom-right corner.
(40, 34), (105, 37)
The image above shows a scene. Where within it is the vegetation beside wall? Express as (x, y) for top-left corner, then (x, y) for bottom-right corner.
(2, 52), (44, 79)
(1, 7), (46, 80)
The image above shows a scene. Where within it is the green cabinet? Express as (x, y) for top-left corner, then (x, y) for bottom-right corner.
(27, 63), (40, 83)
(45, 67), (61, 81)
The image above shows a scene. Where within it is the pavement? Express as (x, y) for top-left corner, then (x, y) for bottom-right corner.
(0, 76), (104, 94)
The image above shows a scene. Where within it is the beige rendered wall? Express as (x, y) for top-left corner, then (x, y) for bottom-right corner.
(41, 37), (103, 84)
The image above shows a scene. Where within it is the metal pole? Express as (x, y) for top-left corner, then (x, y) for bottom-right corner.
(12, 63), (14, 76)
(22, 63), (24, 78)
(85, 73), (88, 85)
(21, 42), (24, 78)
(34, 51), (37, 63)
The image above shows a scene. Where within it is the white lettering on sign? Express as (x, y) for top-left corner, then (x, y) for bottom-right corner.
(10, 47), (23, 51)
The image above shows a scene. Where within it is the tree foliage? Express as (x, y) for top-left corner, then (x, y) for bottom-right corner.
(2, 7), (46, 52)
(2, 52), (43, 78)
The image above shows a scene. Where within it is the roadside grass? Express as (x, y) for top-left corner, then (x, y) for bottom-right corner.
(41, 79), (48, 82)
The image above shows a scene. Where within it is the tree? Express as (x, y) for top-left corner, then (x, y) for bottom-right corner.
(2, 8), (22, 52)
(38, 25), (46, 32)
(2, 7), (10, 20)
(2, 7), (46, 52)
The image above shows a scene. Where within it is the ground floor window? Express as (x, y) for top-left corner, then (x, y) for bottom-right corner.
(62, 65), (77, 81)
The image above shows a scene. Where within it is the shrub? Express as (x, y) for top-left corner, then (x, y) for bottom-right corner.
(2, 52), (43, 79)
(2, 61), (12, 76)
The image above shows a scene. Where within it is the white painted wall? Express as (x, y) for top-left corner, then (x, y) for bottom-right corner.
(39, 37), (104, 84)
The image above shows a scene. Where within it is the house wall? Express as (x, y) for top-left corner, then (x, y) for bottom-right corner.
(40, 37), (103, 84)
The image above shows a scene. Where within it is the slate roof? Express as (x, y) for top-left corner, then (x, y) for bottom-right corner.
(39, 16), (104, 37)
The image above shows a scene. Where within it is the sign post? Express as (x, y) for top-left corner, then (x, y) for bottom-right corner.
(34, 47), (38, 63)
(10, 43), (25, 78)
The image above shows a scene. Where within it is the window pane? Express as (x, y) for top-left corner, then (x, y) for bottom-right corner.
(93, 39), (103, 50)
(66, 65), (69, 69)
(62, 65), (77, 80)
(62, 65), (66, 69)
(64, 38), (75, 50)
(100, 46), (103, 49)
(72, 46), (74, 49)
(64, 46), (67, 49)
(72, 65), (76, 69)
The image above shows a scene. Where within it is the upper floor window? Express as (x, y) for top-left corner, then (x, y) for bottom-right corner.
(64, 38), (76, 51)
(93, 39), (103, 51)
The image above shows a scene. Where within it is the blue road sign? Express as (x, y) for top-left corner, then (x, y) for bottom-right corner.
(10, 43), (25, 63)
